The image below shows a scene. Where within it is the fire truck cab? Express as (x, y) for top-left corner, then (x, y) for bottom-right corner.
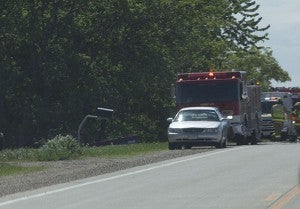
(173, 71), (261, 145)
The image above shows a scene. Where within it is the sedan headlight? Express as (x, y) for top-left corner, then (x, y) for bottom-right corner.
(168, 128), (183, 133)
(202, 128), (219, 133)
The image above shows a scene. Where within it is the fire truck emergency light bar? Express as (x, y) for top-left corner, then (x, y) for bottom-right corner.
(177, 71), (242, 81)
(264, 97), (280, 101)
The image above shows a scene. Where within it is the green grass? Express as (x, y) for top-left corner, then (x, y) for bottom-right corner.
(0, 163), (44, 177)
(0, 142), (168, 162)
(0, 142), (168, 177)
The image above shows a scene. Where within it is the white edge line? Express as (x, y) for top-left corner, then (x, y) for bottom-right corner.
(0, 146), (249, 206)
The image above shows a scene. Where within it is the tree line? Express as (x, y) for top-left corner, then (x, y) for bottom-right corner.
(0, 0), (290, 147)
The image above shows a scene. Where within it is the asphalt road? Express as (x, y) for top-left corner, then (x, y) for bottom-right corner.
(0, 142), (299, 209)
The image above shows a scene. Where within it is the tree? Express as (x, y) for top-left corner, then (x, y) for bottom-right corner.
(0, 0), (290, 147)
(222, 47), (291, 91)
(223, 0), (270, 50)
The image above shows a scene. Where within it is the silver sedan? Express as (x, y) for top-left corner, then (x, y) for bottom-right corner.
(167, 107), (229, 150)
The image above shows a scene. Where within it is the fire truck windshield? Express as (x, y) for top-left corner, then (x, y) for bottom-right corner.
(261, 101), (277, 114)
(175, 80), (240, 104)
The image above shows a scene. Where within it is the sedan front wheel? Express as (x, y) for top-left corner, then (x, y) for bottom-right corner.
(215, 140), (222, 149)
(168, 142), (176, 150)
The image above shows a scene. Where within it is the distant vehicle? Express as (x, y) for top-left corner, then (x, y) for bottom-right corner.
(260, 97), (276, 138)
(269, 87), (300, 105)
(266, 87), (300, 140)
(167, 107), (229, 150)
(261, 92), (297, 141)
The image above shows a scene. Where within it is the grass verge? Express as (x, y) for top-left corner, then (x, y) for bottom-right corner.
(0, 142), (168, 162)
(0, 163), (44, 177)
(0, 142), (167, 177)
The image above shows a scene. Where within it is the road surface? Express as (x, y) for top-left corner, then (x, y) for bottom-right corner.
(0, 142), (299, 209)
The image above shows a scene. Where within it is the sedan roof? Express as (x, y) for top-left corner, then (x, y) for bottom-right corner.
(179, 107), (219, 111)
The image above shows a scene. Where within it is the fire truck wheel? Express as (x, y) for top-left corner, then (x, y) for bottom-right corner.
(222, 138), (227, 148)
(227, 127), (234, 140)
(235, 135), (246, 146)
(250, 131), (258, 145)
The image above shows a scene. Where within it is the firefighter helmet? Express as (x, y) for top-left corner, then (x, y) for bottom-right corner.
(294, 102), (300, 109)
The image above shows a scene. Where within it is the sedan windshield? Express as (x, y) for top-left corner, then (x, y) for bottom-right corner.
(174, 110), (219, 122)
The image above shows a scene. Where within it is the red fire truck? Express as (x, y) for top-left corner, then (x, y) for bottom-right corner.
(173, 71), (261, 145)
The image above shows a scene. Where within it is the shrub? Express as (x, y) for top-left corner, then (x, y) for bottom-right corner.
(38, 135), (82, 161)
(0, 148), (37, 161)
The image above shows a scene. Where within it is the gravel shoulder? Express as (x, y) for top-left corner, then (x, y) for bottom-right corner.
(0, 148), (214, 197)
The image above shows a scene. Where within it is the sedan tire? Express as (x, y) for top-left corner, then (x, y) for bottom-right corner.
(168, 142), (176, 150)
(215, 140), (222, 149)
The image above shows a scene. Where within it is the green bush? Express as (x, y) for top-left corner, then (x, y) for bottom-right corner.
(38, 135), (82, 161)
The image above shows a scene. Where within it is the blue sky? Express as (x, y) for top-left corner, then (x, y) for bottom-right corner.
(255, 0), (300, 87)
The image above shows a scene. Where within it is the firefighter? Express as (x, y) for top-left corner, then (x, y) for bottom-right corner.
(292, 102), (300, 136)
(271, 98), (288, 140)
(293, 102), (300, 117)
(271, 99), (285, 122)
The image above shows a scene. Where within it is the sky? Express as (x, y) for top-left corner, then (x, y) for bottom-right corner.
(255, 0), (300, 87)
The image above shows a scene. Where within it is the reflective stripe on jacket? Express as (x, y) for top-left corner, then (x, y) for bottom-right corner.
(272, 104), (285, 122)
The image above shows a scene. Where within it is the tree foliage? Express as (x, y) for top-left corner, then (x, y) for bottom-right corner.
(223, 47), (291, 91)
(0, 0), (290, 147)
